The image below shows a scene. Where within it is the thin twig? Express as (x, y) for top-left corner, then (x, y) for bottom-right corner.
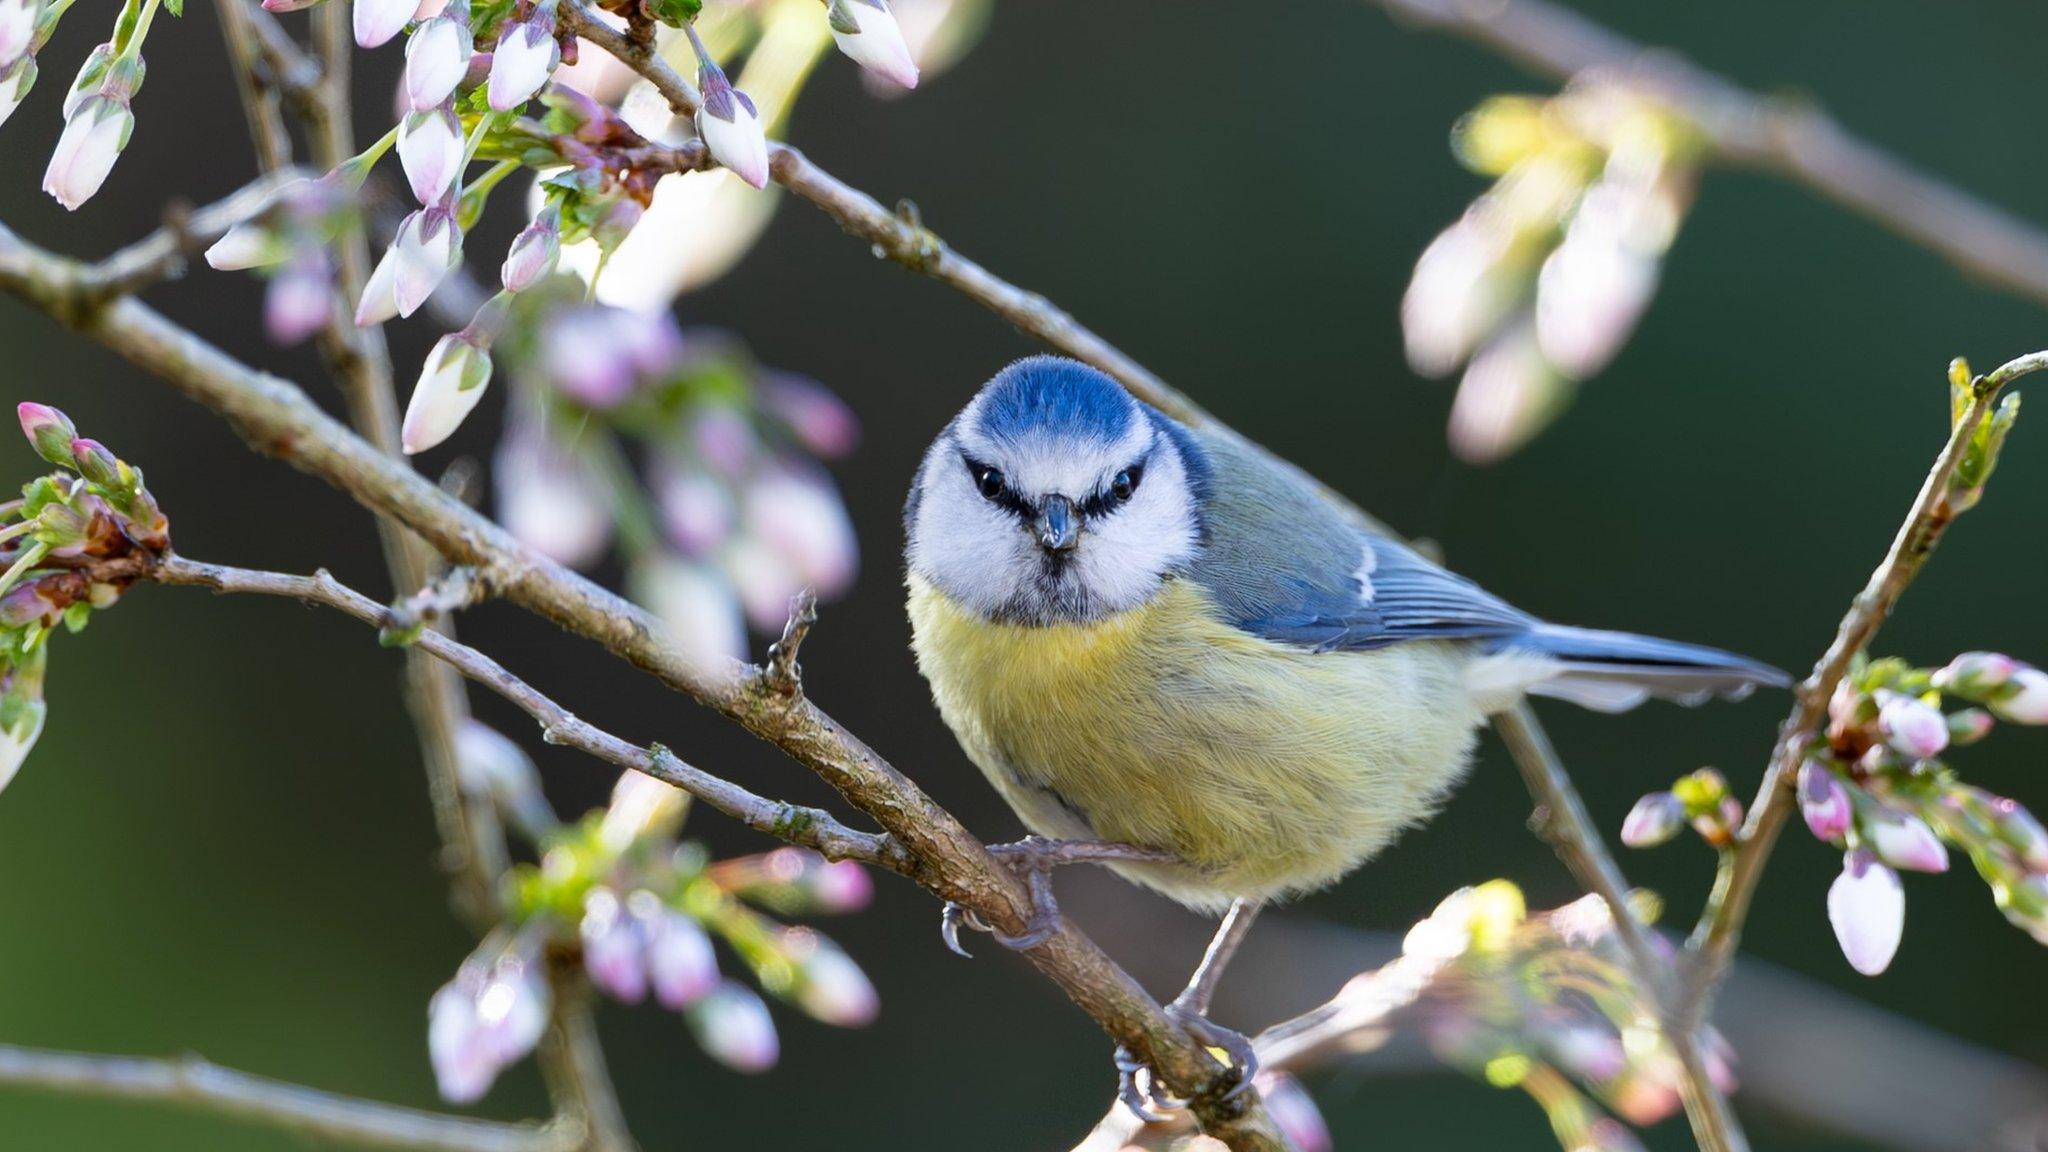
(1361, 0), (2048, 311)
(215, 0), (295, 171)
(72, 171), (307, 302)
(0, 1042), (576, 1152)
(1680, 351), (2048, 1026)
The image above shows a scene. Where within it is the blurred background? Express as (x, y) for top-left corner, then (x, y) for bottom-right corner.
(3, 0), (2048, 1149)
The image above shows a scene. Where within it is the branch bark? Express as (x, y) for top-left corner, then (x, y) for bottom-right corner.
(0, 1042), (575, 1152)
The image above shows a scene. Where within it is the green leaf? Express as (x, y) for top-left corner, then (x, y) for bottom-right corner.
(645, 0), (701, 26)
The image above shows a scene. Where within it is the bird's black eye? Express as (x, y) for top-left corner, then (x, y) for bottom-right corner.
(1110, 466), (1141, 503)
(974, 466), (1005, 501)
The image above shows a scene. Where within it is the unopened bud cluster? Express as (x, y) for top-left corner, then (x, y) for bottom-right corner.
(1402, 85), (1701, 464)
(429, 759), (876, 1103)
(1388, 882), (1728, 1145)
(0, 405), (170, 796)
(0, 0), (182, 211)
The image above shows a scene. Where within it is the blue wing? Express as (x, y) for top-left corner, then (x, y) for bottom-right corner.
(1180, 428), (1785, 705)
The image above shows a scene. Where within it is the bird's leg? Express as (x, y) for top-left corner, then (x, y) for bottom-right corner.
(1115, 898), (1264, 1119)
(940, 836), (1173, 957)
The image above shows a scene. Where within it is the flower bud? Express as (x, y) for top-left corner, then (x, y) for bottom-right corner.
(791, 936), (878, 1026)
(1932, 651), (2018, 696)
(16, 402), (76, 465)
(760, 373), (858, 458)
(636, 897), (718, 1010)
(0, 55), (36, 131)
(1827, 849), (1904, 976)
(1401, 213), (1514, 378)
(1875, 692), (1949, 761)
(1996, 873), (2048, 946)
(426, 983), (495, 1104)
(398, 105), (465, 205)
(1991, 797), (2048, 873)
(1254, 1072), (1332, 1152)
(474, 954), (550, 1065)
(1534, 184), (1661, 379)
(598, 770), (686, 854)
(209, 222), (292, 274)
(500, 208), (559, 293)
(454, 719), (555, 840)
(741, 465), (857, 597)
(62, 42), (111, 119)
(67, 438), (120, 488)
(1798, 760), (1851, 842)
(826, 0), (919, 89)
(687, 981), (779, 1072)
(1446, 323), (1569, 465)
(1991, 666), (2048, 725)
(401, 331), (491, 454)
(487, 6), (558, 111)
(1620, 791), (1684, 848)
(43, 91), (132, 211)
(810, 858), (873, 913)
(0, 0), (40, 68)
(359, 205), (463, 325)
(353, 0), (414, 48)
(632, 558), (745, 679)
(265, 250), (336, 346)
(0, 582), (57, 629)
(405, 9), (472, 110)
(694, 63), (769, 190)
(654, 462), (733, 558)
(580, 889), (648, 1002)
(690, 406), (756, 476)
(1946, 707), (1995, 746)
(1547, 1024), (1627, 1083)
(1865, 808), (1949, 874)
(0, 657), (45, 794)
(492, 419), (612, 567)
(722, 534), (807, 633)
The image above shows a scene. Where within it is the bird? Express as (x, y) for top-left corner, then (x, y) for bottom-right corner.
(902, 355), (1783, 1110)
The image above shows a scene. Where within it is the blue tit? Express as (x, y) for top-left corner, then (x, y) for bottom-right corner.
(903, 356), (1781, 1086)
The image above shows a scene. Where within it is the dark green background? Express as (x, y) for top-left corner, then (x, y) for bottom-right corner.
(2, 1), (2045, 1148)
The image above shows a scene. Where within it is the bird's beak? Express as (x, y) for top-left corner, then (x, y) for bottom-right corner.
(1034, 495), (1079, 553)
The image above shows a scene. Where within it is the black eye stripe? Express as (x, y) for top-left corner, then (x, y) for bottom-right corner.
(960, 454), (1031, 516)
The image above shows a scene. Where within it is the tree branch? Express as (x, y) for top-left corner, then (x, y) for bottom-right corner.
(0, 1042), (575, 1152)
(1680, 351), (2048, 1023)
(1361, 0), (2048, 311)
(151, 554), (905, 866)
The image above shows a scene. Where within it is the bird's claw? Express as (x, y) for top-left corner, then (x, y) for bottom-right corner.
(1111, 1003), (1260, 1121)
(937, 838), (1067, 957)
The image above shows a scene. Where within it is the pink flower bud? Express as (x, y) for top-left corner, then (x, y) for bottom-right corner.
(1932, 651), (2018, 695)
(810, 859), (873, 913)
(792, 937), (877, 1026)
(402, 331), (491, 454)
(42, 91), (132, 211)
(1547, 1024), (1627, 1082)
(427, 984), (495, 1104)
(1798, 760), (1851, 842)
(1535, 184), (1661, 379)
(353, 0), (414, 48)
(722, 534), (807, 633)
(205, 220), (286, 272)
(632, 558), (746, 677)
(742, 465), (858, 598)
(500, 208), (559, 293)
(1992, 797), (2048, 872)
(68, 437), (120, 487)
(404, 10), (472, 110)
(1254, 1072), (1332, 1152)
(688, 981), (779, 1072)
(1620, 791), (1684, 848)
(487, 8), (557, 110)
(17, 402), (75, 465)
(541, 307), (674, 407)
(694, 64), (769, 189)
(474, 959), (549, 1066)
(265, 251), (335, 346)
(1992, 666), (2048, 725)
(760, 373), (859, 458)
(398, 105), (465, 205)
(1865, 808), (1948, 874)
(580, 889), (648, 1003)
(637, 898), (718, 1010)
(1876, 692), (1949, 761)
(690, 407), (756, 476)
(654, 463), (734, 558)
(827, 0), (919, 89)
(360, 205), (464, 325)
(1946, 707), (1995, 746)
(492, 419), (613, 568)
(1828, 849), (1904, 976)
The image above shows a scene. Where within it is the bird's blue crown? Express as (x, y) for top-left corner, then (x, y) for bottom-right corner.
(971, 356), (1140, 447)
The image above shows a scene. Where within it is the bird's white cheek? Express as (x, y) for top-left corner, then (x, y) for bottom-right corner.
(909, 489), (1036, 618)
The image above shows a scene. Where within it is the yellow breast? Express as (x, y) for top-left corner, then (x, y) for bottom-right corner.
(907, 574), (1483, 910)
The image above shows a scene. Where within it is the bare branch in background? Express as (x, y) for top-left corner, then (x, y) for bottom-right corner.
(1363, 0), (2048, 309)
(0, 1043), (576, 1152)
